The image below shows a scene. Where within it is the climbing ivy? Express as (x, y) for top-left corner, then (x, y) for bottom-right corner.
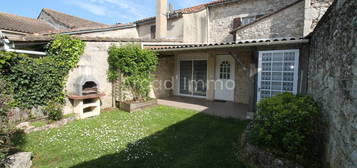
(0, 35), (85, 109)
(107, 44), (158, 101)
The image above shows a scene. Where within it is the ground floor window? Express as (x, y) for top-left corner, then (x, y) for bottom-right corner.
(257, 50), (299, 101)
(179, 60), (207, 97)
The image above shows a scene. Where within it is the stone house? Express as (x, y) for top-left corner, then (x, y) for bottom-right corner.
(1, 0), (355, 167)
(0, 0), (333, 114)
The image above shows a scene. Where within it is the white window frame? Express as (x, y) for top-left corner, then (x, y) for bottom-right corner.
(257, 49), (300, 101)
(242, 16), (256, 25)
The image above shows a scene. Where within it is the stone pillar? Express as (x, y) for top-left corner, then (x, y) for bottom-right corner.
(207, 52), (216, 100)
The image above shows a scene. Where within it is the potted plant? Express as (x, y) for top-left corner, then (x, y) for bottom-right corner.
(108, 44), (158, 112)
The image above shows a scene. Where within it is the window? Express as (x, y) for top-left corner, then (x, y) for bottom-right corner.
(150, 25), (156, 39)
(219, 61), (231, 79)
(241, 16), (256, 25)
(257, 50), (300, 101)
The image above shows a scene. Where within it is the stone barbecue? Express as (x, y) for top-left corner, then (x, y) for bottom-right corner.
(68, 65), (104, 119)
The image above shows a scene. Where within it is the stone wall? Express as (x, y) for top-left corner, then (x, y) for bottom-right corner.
(137, 18), (184, 40)
(208, 0), (297, 43)
(183, 10), (208, 43)
(150, 55), (175, 98)
(308, 0), (357, 167)
(303, 0), (333, 36)
(38, 11), (68, 30)
(235, 1), (304, 40)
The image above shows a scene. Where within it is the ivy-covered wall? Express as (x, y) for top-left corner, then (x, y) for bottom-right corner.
(0, 35), (85, 110)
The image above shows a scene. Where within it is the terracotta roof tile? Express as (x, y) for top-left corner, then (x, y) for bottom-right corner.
(0, 12), (55, 33)
(40, 8), (107, 29)
(135, 0), (230, 24)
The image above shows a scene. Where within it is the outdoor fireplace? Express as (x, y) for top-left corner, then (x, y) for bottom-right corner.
(73, 75), (99, 96)
(68, 65), (105, 119)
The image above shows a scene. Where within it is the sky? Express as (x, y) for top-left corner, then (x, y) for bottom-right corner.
(1, 0), (213, 25)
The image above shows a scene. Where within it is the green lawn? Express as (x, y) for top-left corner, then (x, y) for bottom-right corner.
(13, 105), (249, 168)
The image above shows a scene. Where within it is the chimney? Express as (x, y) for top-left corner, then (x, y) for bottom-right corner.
(156, 0), (167, 39)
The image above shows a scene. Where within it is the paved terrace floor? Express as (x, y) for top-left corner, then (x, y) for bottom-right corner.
(157, 96), (248, 120)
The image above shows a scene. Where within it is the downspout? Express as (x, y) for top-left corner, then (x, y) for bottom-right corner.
(0, 31), (47, 56)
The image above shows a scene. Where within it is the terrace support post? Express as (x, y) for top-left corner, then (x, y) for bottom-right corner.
(229, 52), (255, 114)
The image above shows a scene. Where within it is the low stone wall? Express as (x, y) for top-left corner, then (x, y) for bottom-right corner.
(239, 129), (303, 168)
(8, 107), (45, 122)
(308, 0), (357, 167)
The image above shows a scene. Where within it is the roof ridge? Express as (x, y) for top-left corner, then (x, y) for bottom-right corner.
(40, 8), (107, 28)
(0, 12), (55, 33)
(134, 0), (229, 24)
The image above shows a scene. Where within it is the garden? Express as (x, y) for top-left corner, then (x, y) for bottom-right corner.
(12, 106), (249, 168)
(0, 35), (324, 168)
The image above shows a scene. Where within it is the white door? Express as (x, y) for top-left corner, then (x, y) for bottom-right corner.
(215, 55), (235, 101)
(257, 50), (299, 101)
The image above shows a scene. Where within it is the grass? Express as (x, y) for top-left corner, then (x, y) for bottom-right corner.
(30, 121), (47, 128)
(13, 105), (249, 168)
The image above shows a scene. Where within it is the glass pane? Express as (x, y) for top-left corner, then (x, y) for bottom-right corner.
(283, 82), (294, 91)
(261, 81), (271, 90)
(272, 62), (283, 71)
(193, 60), (207, 96)
(262, 72), (271, 80)
(262, 53), (272, 61)
(284, 52), (295, 61)
(272, 72), (282, 80)
(180, 61), (192, 95)
(283, 72), (294, 81)
(261, 90), (271, 99)
(284, 62), (295, 71)
(272, 82), (282, 90)
(262, 63), (271, 71)
(273, 52), (284, 61)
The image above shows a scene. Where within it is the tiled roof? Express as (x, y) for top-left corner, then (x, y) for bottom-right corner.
(40, 8), (107, 29)
(42, 23), (136, 35)
(8, 34), (182, 43)
(147, 37), (308, 51)
(135, 0), (234, 24)
(0, 12), (55, 33)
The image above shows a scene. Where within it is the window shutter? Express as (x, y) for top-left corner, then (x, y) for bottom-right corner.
(233, 17), (242, 29)
(150, 25), (156, 39)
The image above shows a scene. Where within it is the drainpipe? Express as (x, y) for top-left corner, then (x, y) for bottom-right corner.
(0, 31), (47, 56)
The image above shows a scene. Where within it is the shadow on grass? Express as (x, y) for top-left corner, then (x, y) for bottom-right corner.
(71, 113), (249, 168)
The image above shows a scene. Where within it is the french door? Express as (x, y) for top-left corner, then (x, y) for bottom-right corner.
(179, 60), (207, 97)
(257, 50), (299, 101)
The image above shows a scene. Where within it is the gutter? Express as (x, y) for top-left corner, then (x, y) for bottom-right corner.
(153, 39), (310, 52)
(0, 31), (47, 56)
(140, 42), (202, 49)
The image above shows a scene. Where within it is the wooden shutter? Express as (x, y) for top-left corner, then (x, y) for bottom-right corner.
(233, 17), (242, 29)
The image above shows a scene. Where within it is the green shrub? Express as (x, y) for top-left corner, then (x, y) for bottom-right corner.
(0, 35), (85, 109)
(0, 78), (14, 167)
(107, 44), (158, 101)
(44, 102), (63, 121)
(250, 93), (322, 166)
